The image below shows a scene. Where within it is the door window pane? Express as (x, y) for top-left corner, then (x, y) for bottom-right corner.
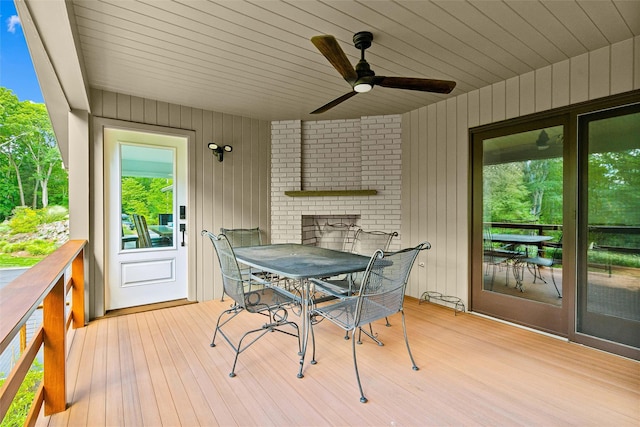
(579, 105), (640, 348)
(120, 144), (175, 250)
(483, 125), (564, 305)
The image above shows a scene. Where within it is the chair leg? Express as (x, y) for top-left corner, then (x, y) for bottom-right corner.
(550, 268), (562, 298)
(401, 309), (418, 372)
(490, 263), (496, 290)
(210, 306), (241, 347)
(230, 327), (271, 377)
(356, 324), (383, 346)
(230, 320), (300, 378)
(309, 318), (317, 365)
(385, 317), (391, 327)
(351, 328), (368, 403)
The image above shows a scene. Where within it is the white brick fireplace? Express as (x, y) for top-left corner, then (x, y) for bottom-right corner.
(270, 115), (402, 250)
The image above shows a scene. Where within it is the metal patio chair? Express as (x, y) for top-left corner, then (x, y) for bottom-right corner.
(309, 241), (430, 403)
(202, 230), (300, 377)
(313, 229), (398, 298)
(312, 228), (399, 342)
(220, 227), (263, 247)
(315, 221), (356, 251)
(219, 227), (270, 300)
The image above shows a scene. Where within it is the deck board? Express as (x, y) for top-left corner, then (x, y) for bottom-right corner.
(38, 298), (639, 426)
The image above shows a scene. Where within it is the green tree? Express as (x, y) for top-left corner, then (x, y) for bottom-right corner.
(483, 163), (533, 222)
(120, 177), (174, 226)
(589, 149), (640, 226)
(0, 88), (66, 217)
(121, 177), (149, 219)
(19, 102), (59, 208)
(523, 158), (563, 224)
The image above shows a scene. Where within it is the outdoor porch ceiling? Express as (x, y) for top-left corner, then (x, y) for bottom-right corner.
(47, 0), (640, 122)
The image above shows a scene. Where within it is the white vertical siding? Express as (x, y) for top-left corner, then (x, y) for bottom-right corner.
(402, 37), (640, 307)
(90, 89), (270, 311)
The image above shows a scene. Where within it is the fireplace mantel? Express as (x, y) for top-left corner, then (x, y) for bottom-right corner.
(284, 190), (377, 197)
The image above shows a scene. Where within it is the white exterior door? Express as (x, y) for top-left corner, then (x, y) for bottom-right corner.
(104, 128), (188, 310)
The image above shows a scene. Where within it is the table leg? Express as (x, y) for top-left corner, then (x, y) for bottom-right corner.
(512, 259), (525, 291)
(297, 279), (310, 378)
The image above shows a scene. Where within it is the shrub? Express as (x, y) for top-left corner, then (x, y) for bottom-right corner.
(9, 207), (39, 234)
(0, 240), (57, 256)
(2, 242), (28, 253)
(25, 240), (57, 256)
(38, 206), (68, 223)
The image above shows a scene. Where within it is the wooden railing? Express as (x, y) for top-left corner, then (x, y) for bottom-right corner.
(0, 240), (86, 425)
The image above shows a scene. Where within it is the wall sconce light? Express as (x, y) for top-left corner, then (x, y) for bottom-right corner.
(208, 142), (233, 162)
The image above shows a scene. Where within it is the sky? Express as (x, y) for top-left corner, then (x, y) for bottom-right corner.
(0, 0), (44, 103)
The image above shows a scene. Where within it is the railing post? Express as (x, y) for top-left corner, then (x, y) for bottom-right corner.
(72, 248), (85, 328)
(43, 276), (66, 415)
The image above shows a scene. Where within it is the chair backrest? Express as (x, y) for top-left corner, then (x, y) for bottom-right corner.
(202, 231), (247, 307)
(350, 229), (398, 255)
(315, 221), (355, 250)
(545, 233), (563, 263)
(220, 227), (262, 247)
(354, 242), (430, 328)
(132, 214), (152, 248)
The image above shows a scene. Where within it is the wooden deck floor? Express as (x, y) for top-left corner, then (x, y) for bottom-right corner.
(38, 298), (639, 426)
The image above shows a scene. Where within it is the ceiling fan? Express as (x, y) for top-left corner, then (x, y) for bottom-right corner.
(310, 31), (456, 114)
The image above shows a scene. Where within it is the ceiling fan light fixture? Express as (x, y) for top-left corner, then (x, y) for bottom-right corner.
(309, 31), (457, 113)
(354, 82), (372, 93)
(536, 129), (550, 150)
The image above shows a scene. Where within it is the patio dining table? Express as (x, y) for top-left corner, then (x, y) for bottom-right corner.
(487, 234), (553, 289)
(490, 233), (553, 246)
(233, 243), (371, 378)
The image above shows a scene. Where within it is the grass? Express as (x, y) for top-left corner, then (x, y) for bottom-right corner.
(0, 253), (43, 268)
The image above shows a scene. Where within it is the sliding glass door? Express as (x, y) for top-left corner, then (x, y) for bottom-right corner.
(472, 117), (569, 336)
(577, 103), (640, 351)
(472, 94), (639, 357)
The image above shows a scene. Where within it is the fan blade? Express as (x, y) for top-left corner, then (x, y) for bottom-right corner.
(310, 91), (358, 114)
(374, 76), (456, 94)
(311, 35), (358, 83)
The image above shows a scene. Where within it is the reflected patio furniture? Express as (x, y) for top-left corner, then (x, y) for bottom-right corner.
(522, 235), (562, 298)
(133, 214), (173, 248)
(132, 214), (152, 248)
(232, 243), (372, 378)
(487, 232), (553, 291)
(483, 229), (519, 289)
(201, 231), (300, 378)
(309, 242), (430, 403)
(148, 224), (174, 246)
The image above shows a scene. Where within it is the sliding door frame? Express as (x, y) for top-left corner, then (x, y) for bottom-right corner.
(469, 90), (640, 358)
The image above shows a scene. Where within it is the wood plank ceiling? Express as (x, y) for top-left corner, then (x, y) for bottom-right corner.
(69, 0), (639, 121)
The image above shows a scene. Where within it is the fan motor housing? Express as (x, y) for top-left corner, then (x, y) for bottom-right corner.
(353, 31), (373, 50)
